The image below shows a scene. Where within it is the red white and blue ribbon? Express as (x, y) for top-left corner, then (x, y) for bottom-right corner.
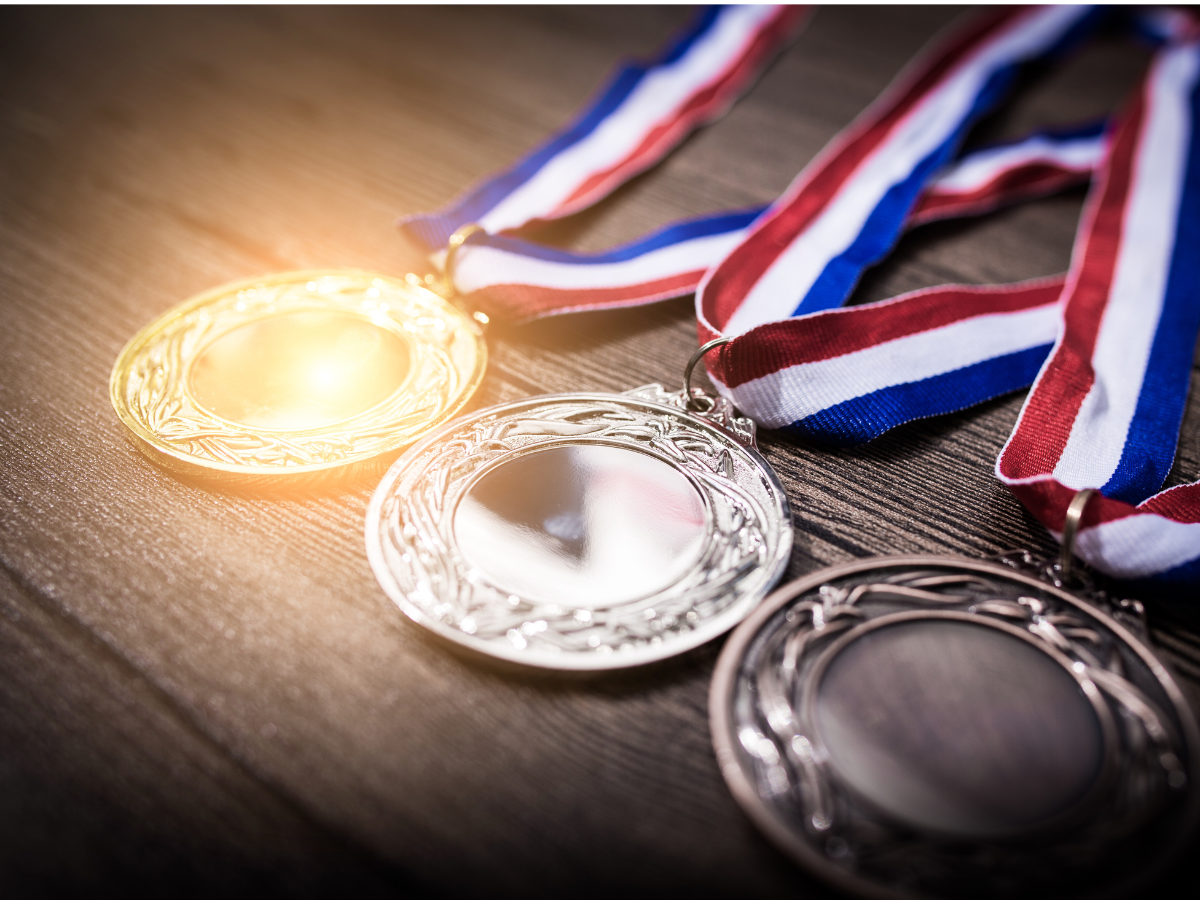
(908, 119), (1104, 226)
(399, 5), (809, 251)
(449, 123), (1105, 321)
(400, 6), (1200, 586)
(697, 5), (1099, 332)
(997, 38), (1200, 585)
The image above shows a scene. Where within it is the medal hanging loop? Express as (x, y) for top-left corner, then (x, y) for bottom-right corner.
(693, 8), (1200, 587)
(1059, 488), (1097, 585)
(442, 223), (486, 299)
(682, 336), (730, 413)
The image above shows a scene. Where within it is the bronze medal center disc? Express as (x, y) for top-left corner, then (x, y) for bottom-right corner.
(814, 618), (1104, 838)
(453, 444), (709, 608)
(189, 310), (411, 431)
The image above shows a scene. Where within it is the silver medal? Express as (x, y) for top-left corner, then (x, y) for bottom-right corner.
(365, 361), (791, 670)
(710, 549), (1199, 899)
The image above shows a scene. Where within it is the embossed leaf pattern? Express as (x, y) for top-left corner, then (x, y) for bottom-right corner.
(118, 279), (461, 467)
(383, 400), (772, 656)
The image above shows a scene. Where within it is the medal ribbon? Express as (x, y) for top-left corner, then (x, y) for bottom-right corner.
(450, 120), (1104, 321)
(399, 5), (811, 251)
(997, 37), (1200, 585)
(402, 6), (1200, 586)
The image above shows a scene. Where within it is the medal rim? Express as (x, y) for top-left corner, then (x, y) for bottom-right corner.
(709, 554), (1200, 900)
(365, 390), (793, 671)
(108, 269), (487, 487)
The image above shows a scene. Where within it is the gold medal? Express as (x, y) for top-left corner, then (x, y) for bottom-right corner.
(110, 270), (486, 488)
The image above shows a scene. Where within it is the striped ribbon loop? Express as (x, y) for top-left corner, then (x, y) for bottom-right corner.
(699, 7), (1106, 437)
(697, 5), (1100, 337)
(697, 7), (1200, 584)
(997, 38), (1200, 586)
(700, 8), (1200, 586)
(909, 120), (1104, 226)
(401, 6), (1200, 585)
(399, 5), (809, 252)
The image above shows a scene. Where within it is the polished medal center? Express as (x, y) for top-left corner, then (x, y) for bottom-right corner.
(453, 445), (709, 607)
(814, 618), (1104, 838)
(189, 310), (411, 431)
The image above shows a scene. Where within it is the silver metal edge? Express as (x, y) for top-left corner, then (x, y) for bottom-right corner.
(365, 390), (793, 671)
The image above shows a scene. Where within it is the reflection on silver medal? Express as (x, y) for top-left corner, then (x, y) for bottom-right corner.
(365, 384), (791, 670)
(710, 556), (1199, 900)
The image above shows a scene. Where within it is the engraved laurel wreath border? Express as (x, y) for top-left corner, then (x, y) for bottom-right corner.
(713, 557), (1200, 900)
(373, 395), (790, 666)
(113, 273), (477, 470)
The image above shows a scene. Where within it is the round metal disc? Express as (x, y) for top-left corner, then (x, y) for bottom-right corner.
(711, 556), (1199, 900)
(110, 270), (486, 488)
(365, 388), (792, 670)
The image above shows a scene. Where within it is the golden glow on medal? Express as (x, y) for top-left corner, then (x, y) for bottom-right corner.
(110, 270), (486, 487)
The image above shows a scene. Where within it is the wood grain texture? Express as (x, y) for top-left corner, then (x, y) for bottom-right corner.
(0, 6), (1196, 898)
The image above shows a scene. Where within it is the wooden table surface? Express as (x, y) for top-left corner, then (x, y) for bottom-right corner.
(1, 6), (1197, 898)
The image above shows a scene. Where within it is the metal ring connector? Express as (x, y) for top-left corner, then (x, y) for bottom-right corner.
(1060, 488), (1097, 584)
(683, 337), (731, 411)
(444, 223), (485, 297)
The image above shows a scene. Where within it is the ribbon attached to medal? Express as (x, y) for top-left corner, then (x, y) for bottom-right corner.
(367, 6), (814, 668)
(393, 10), (1200, 886)
(426, 5), (1200, 589)
(109, 5), (804, 488)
